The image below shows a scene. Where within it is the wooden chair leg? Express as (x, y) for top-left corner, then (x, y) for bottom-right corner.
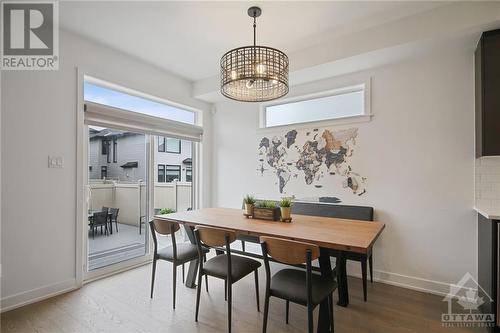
(262, 291), (270, 333)
(150, 258), (157, 298)
(369, 254), (373, 283)
(361, 259), (368, 302)
(329, 293), (335, 333)
(254, 270), (260, 312)
(285, 300), (289, 324)
(227, 283), (232, 333)
(195, 271), (203, 321)
(172, 263), (177, 309)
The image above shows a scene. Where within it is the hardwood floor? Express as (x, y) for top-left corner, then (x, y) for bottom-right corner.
(1, 262), (487, 333)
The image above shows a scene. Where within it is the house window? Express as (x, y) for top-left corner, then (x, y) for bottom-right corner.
(262, 83), (369, 128)
(101, 166), (107, 179)
(186, 166), (192, 182)
(166, 165), (181, 182)
(113, 139), (117, 163)
(158, 137), (165, 152)
(102, 140), (109, 155)
(158, 137), (181, 153)
(166, 138), (181, 153)
(158, 164), (165, 183)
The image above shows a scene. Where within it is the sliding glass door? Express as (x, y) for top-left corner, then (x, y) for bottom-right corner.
(80, 75), (202, 279)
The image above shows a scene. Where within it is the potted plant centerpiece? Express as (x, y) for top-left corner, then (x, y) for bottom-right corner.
(253, 200), (280, 221)
(159, 208), (176, 215)
(243, 194), (256, 216)
(279, 197), (294, 222)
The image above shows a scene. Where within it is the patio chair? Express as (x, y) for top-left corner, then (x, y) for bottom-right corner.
(91, 211), (109, 239)
(109, 208), (119, 232)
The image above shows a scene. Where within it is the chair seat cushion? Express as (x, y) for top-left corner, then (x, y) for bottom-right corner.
(270, 269), (337, 306)
(203, 254), (261, 282)
(157, 243), (208, 263)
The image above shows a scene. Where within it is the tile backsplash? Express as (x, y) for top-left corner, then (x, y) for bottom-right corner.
(475, 157), (500, 209)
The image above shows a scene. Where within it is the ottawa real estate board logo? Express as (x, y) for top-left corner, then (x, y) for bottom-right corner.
(442, 272), (495, 328)
(1, 1), (59, 70)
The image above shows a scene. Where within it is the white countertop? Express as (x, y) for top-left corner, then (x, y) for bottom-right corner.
(474, 206), (500, 220)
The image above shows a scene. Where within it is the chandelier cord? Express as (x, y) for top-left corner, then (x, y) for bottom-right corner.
(253, 15), (256, 47)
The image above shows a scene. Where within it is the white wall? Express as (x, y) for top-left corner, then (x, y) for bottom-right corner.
(212, 41), (476, 295)
(0, 29), (211, 311)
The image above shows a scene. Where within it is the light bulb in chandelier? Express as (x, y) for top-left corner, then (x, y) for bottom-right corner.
(246, 79), (255, 89)
(255, 63), (267, 75)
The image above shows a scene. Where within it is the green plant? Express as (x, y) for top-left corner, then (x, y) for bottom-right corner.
(243, 194), (256, 205)
(279, 197), (294, 208)
(159, 208), (175, 214)
(257, 200), (276, 209)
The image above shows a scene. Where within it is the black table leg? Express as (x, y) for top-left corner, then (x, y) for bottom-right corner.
(336, 251), (349, 307)
(317, 247), (333, 333)
(184, 225), (199, 288)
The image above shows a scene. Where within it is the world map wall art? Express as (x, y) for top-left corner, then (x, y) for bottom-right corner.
(257, 127), (366, 201)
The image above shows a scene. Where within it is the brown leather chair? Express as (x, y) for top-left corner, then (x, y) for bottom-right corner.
(260, 236), (337, 333)
(149, 219), (208, 309)
(194, 226), (261, 333)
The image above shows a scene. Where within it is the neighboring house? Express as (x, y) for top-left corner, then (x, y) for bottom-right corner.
(88, 128), (192, 183)
(155, 136), (192, 183)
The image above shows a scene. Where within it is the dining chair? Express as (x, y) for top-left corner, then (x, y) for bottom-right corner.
(194, 226), (261, 333)
(109, 208), (119, 232)
(149, 219), (209, 309)
(260, 236), (337, 333)
(91, 211), (109, 239)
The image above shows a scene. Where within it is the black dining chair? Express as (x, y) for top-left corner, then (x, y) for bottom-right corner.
(260, 236), (337, 333)
(194, 226), (261, 333)
(149, 219), (209, 309)
(91, 211), (109, 239)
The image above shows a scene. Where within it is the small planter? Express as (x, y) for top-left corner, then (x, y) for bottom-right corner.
(253, 207), (281, 221)
(244, 203), (254, 216)
(280, 207), (292, 222)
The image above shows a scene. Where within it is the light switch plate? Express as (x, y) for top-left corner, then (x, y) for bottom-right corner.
(48, 156), (64, 168)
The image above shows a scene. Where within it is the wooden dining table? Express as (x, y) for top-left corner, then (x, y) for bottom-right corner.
(155, 207), (385, 333)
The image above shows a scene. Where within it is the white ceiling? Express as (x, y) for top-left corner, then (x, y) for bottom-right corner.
(60, 1), (447, 82)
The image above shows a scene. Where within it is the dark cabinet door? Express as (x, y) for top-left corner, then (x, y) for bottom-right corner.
(476, 29), (500, 157)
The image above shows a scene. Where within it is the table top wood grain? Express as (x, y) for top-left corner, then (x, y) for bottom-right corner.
(155, 207), (385, 254)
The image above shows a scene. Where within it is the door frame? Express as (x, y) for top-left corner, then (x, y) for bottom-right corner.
(76, 68), (202, 284)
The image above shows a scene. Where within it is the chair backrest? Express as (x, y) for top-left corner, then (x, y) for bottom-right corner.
(151, 219), (180, 235)
(195, 226), (236, 248)
(93, 211), (108, 225)
(109, 208), (119, 220)
(260, 236), (320, 265)
(101, 206), (109, 214)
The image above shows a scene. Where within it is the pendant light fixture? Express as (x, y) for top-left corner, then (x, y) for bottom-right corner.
(220, 6), (289, 102)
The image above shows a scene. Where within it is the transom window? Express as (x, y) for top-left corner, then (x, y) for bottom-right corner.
(262, 83), (369, 128)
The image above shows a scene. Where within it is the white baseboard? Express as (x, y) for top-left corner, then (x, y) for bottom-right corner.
(1, 279), (79, 313)
(346, 262), (452, 297)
